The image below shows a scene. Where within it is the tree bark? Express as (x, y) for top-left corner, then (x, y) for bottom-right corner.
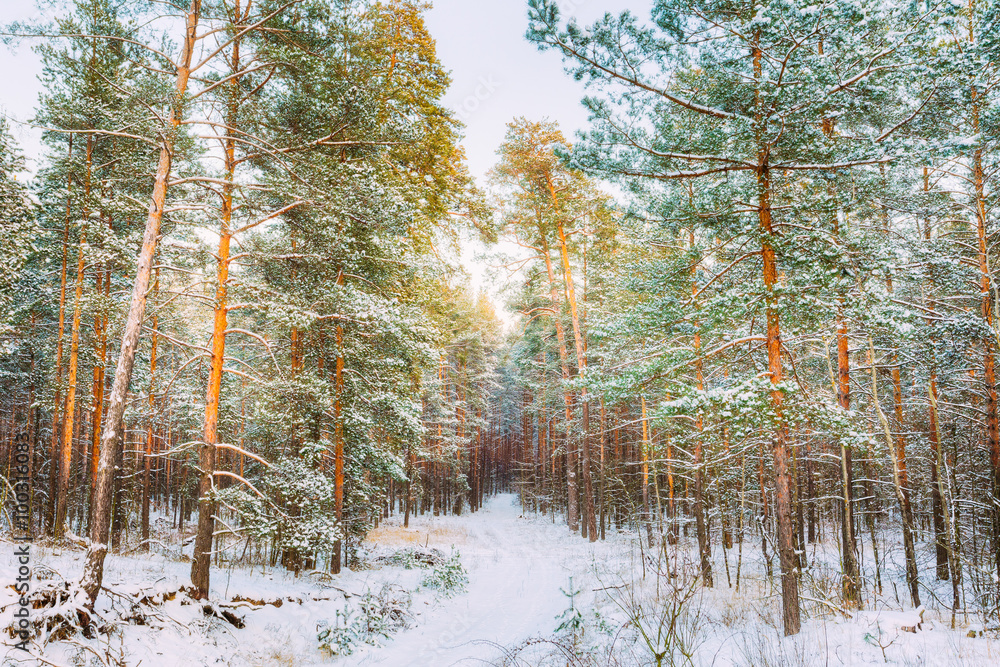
(87, 267), (107, 531)
(640, 396), (654, 548)
(761, 171), (800, 636)
(190, 179), (228, 594)
(835, 301), (861, 607)
(969, 39), (1000, 583)
(868, 335), (920, 607)
(691, 233), (713, 586)
(821, 60), (861, 606)
(540, 233), (577, 531)
(48, 137), (73, 536)
(922, 167), (949, 580)
(332, 319), (345, 573)
(753, 32), (800, 634)
(554, 214), (597, 541)
(141, 271), (158, 548)
(192, 0), (246, 597)
(80, 0), (202, 607)
(876, 171), (920, 607)
(55, 221), (87, 539)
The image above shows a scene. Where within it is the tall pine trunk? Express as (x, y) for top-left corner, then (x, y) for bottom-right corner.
(81, 0), (202, 606)
(87, 263), (108, 531)
(836, 300), (861, 607)
(554, 215), (596, 541)
(541, 234), (577, 531)
(922, 167), (950, 580)
(755, 38), (800, 635)
(141, 271), (158, 548)
(191, 1), (244, 597)
(868, 335), (920, 607)
(48, 137), (73, 536)
(877, 169), (920, 607)
(640, 396), (654, 548)
(691, 232), (713, 585)
(55, 220), (87, 538)
(970, 41), (1000, 585)
(332, 320), (345, 573)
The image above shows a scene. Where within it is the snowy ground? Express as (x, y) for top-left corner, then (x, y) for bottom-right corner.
(2, 494), (999, 665)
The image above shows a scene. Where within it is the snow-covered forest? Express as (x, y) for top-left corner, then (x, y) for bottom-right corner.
(2, 0), (1000, 664)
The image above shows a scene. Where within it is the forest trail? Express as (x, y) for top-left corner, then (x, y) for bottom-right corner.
(347, 494), (613, 666)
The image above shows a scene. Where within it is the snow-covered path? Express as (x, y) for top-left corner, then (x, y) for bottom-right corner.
(345, 494), (612, 666)
(7, 493), (999, 666)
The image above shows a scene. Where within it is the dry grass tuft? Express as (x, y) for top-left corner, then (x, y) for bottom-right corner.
(251, 651), (297, 666)
(366, 525), (468, 547)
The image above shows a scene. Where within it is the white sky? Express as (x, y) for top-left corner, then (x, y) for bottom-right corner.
(0, 0), (654, 321)
(424, 0), (652, 182)
(424, 0), (652, 314)
(0, 3), (48, 169)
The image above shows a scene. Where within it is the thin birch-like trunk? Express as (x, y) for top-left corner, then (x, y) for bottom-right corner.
(81, 0), (202, 606)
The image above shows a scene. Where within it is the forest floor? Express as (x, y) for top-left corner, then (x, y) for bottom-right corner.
(2, 494), (999, 665)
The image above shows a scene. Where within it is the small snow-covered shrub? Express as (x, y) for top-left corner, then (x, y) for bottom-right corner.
(554, 577), (585, 640)
(420, 550), (468, 597)
(317, 610), (364, 657)
(317, 584), (411, 656)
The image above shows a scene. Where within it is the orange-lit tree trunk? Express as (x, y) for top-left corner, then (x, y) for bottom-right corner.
(55, 218), (87, 539)
(598, 398), (606, 540)
(540, 233), (577, 531)
(554, 215), (596, 541)
(836, 291), (861, 608)
(760, 166), (799, 635)
(640, 396), (654, 548)
(922, 170), (949, 578)
(755, 35), (800, 631)
(332, 319), (345, 573)
(81, 0), (202, 606)
(48, 137), (72, 536)
(867, 335), (920, 607)
(969, 5), (1000, 581)
(192, 2), (244, 596)
(820, 62), (860, 607)
(192, 214), (229, 596)
(141, 270), (158, 548)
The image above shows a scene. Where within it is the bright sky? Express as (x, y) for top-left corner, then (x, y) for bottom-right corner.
(424, 1), (652, 309)
(0, 0), (654, 319)
(0, 3), (47, 169)
(425, 0), (652, 182)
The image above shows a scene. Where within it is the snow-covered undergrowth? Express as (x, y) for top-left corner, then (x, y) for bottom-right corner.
(2, 494), (998, 666)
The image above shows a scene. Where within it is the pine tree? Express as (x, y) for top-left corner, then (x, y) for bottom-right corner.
(527, 0), (931, 634)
